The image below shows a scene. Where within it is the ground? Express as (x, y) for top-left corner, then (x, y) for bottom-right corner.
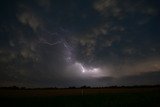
(0, 87), (160, 107)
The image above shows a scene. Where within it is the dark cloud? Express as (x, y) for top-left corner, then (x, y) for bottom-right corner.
(16, 4), (44, 32)
(0, 0), (160, 87)
(35, 0), (50, 10)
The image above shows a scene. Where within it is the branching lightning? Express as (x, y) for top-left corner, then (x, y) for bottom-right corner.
(38, 28), (103, 77)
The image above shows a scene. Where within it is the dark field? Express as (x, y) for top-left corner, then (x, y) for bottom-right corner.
(0, 87), (160, 107)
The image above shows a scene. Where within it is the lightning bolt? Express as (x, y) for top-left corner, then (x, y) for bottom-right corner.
(39, 27), (74, 63)
(41, 40), (62, 46)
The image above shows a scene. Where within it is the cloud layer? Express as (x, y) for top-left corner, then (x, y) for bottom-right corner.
(0, 0), (160, 87)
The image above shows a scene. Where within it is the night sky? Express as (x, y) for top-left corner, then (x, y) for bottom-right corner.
(0, 0), (160, 88)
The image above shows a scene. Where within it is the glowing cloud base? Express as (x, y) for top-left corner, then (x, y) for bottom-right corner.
(74, 62), (104, 77)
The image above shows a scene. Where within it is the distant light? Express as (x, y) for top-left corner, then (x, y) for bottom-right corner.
(74, 62), (101, 74)
(80, 64), (85, 73)
(75, 62), (86, 73)
(92, 68), (99, 72)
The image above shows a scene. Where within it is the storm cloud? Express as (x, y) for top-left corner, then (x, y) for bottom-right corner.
(0, 0), (160, 87)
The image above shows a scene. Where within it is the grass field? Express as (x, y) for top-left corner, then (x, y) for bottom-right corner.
(0, 87), (160, 107)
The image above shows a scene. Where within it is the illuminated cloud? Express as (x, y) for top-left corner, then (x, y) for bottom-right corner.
(93, 0), (158, 20)
(0, 0), (160, 87)
(16, 3), (44, 32)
